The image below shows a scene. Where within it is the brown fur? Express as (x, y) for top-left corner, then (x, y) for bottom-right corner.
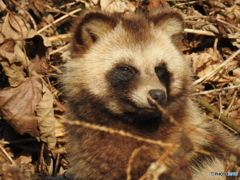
(61, 9), (240, 180)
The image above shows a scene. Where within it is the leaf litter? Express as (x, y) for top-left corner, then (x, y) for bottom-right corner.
(0, 0), (240, 179)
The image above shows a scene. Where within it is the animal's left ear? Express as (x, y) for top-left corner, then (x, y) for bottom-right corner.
(71, 11), (118, 55)
(151, 10), (184, 36)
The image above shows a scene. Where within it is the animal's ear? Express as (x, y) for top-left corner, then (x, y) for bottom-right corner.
(151, 10), (184, 36)
(150, 10), (184, 47)
(71, 12), (118, 53)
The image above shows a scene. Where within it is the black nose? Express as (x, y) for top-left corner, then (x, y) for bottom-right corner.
(148, 89), (167, 106)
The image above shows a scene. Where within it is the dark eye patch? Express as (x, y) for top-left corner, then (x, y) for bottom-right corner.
(107, 64), (137, 88)
(155, 63), (171, 87)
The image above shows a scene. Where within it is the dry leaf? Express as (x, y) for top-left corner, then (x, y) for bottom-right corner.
(188, 48), (235, 83)
(230, 31), (240, 48)
(0, 34), (51, 86)
(33, 0), (46, 15)
(0, 39), (27, 87)
(36, 82), (57, 150)
(25, 35), (51, 76)
(0, 0), (6, 12)
(101, 0), (135, 12)
(1, 164), (20, 180)
(0, 77), (42, 137)
(38, 14), (55, 36)
(83, 0), (135, 12)
(232, 68), (240, 79)
(2, 14), (30, 40)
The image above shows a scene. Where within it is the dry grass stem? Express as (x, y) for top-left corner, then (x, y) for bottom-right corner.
(0, 144), (15, 165)
(59, 118), (172, 147)
(192, 84), (240, 95)
(126, 146), (150, 180)
(48, 34), (71, 42)
(184, 29), (240, 39)
(37, 8), (82, 34)
(50, 44), (70, 55)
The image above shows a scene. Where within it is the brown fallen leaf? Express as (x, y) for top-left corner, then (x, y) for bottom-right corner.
(0, 39), (27, 87)
(25, 35), (51, 76)
(36, 82), (57, 150)
(31, 0), (46, 18)
(0, 77), (42, 137)
(1, 164), (20, 180)
(0, 34), (51, 86)
(187, 48), (235, 84)
(1, 13), (35, 40)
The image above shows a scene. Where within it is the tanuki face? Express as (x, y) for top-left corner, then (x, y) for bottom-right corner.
(62, 10), (192, 124)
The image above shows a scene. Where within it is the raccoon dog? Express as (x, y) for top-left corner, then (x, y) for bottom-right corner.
(61, 8), (239, 180)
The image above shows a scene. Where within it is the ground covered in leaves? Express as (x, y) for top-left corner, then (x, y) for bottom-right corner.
(0, 0), (240, 179)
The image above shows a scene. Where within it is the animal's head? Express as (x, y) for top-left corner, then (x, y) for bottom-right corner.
(63, 9), (192, 123)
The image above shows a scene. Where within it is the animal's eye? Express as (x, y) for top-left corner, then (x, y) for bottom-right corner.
(155, 66), (166, 77)
(117, 66), (133, 74)
(114, 65), (136, 82)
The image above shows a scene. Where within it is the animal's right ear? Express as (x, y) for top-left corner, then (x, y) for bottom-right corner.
(71, 12), (118, 53)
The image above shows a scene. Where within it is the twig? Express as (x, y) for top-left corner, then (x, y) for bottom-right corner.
(37, 8), (82, 34)
(0, 137), (66, 145)
(0, 138), (36, 145)
(184, 28), (240, 39)
(50, 44), (70, 55)
(59, 0), (84, 9)
(48, 34), (71, 42)
(193, 49), (240, 85)
(59, 118), (171, 147)
(216, 18), (240, 33)
(224, 90), (237, 116)
(139, 143), (177, 180)
(0, 143), (16, 165)
(192, 84), (240, 95)
(175, 0), (203, 6)
(197, 98), (240, 134)
(127, 146), (149, 180)
(53, 153), (60, 177)
(37, 143), (45, 172)
(39, 3), (79, 18)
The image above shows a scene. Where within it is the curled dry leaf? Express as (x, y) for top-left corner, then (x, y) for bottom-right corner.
(83, 0), (136, 12)
(1, 13), (35, 40)
(0, 39), (27, 87)
(0, 0), (6, 12)
(31, 0), (46, 18)
(101, 0), (135, 13)
(25, 35), (51, 76)
(230, 31), (240, 48)
(0, 77), (41, 137)
(0, 163), (37, 180)
(38, 14), (55, 36)
(1, 164), (20, 180)
(187, 48), (235, 83)
(225, 0), (240, 21)
(36, 82), (57, 150)
(0, 33), (51, 87)
(232, 67), (240, 79)
(0, 76), (57, 149)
